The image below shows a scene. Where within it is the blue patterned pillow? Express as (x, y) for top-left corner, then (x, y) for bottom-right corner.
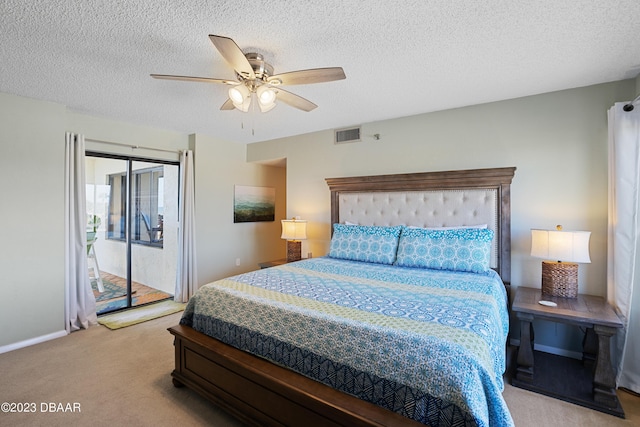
(395, 227), (494, 273)
(329, 224), (402, 264)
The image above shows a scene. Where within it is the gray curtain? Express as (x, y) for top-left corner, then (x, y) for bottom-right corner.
(175, 150), (198, 302)
(607, 102), (640, 393)
(64, 132), (97, 332)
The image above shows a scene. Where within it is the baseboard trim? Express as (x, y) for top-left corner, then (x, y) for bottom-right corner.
(509, 337), (583, 360)
(0, 330), (67, 354)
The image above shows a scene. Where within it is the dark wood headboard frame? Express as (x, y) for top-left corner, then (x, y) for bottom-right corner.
(325, 167), (516, 285)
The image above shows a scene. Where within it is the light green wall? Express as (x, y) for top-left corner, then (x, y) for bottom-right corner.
(0, 92), (67, 346)
(1, 79), (634, 353)
(192, 133), (286, 284)
(248, 80), (636, 353)
(0, 94), (285, 350)
(68, 112), (287, 285)
(68, 112), (187, 163)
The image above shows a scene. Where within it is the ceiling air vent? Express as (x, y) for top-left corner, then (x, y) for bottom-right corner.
(335, 127), (361, 144)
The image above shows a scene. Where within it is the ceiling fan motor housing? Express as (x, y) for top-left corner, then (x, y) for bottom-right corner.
(239, 53), (274, 82)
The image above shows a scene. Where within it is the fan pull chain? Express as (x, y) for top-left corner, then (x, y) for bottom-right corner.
(239, 114), (255, 136)
(251, 94), (256, 136)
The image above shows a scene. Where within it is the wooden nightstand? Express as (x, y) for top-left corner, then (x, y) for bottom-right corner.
(511, 286), (624, 417)
(258, 259), (289, 269)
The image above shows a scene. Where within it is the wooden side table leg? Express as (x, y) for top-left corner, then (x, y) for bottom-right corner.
(593, 325), (618, 405)
(516, 312), (535, 383)
(582, 327), (598, 369)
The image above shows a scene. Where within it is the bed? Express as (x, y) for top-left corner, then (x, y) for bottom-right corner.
(169, 167), (516, 427)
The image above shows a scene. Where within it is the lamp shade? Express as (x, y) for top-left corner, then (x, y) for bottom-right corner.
(531, 228), (591, 263)
(281, 219), (307, 241)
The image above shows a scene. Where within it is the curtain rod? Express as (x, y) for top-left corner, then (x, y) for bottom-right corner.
(85, 137), (181, 154)
(623, 94), (640, 112)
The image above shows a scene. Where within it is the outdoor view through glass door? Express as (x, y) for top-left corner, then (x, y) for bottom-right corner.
(85, 153), (179, 315)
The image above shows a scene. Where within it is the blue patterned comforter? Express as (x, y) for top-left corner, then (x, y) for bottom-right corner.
(181, 257), (514, 427)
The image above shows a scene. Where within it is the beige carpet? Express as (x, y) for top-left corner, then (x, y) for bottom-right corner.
(0, 313), (638, 426)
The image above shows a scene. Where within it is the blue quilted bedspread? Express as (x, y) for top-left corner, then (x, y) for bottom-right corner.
(181, 257), (514, 427)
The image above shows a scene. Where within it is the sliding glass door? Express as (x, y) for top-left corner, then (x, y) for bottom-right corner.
(85, 153), (179, 314)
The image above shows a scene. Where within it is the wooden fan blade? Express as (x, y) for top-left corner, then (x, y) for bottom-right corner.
(209, 34), (255, 80)
(268, 67), (346, 86)
(275, 88), (317, 112)
(150, 74), (238, 85)
(220, 98), (235, 110)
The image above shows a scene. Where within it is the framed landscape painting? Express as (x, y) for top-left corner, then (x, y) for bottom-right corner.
(234, 185), (275, 223)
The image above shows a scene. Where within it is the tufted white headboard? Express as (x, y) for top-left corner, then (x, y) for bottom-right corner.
(337, 189), (499, 267)
(325, 167), (516, 284)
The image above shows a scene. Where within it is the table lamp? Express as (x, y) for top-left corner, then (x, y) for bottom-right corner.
(281, 218), (307, 262)
(530, 225), (591, 298)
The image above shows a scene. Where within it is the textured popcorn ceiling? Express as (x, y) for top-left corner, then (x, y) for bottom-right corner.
(1, 1), (640, 144)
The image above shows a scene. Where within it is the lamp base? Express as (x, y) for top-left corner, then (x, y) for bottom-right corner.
(541, 261), (578, 298)
(286, 240), (302, 262)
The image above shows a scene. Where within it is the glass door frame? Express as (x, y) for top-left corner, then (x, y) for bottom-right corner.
(86, 150), (180, 311)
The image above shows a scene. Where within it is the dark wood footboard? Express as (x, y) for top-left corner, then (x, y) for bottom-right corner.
(168, 167), (516, 426)
(169, 324), (425, 427)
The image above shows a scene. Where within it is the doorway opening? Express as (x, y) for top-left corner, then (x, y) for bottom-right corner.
(85, 152), (180, 315)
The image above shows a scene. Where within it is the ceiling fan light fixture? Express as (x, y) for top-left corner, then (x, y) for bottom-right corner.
(257, 86), (277, 106)
(228, 85), (249, 104)
(258, 101), (276, 113)
(233, 98), (251, 112)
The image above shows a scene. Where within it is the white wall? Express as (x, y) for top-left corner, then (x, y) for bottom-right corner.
(248, 80), (636, 353)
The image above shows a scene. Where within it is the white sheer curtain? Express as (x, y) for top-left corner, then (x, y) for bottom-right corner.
(175, 150), (198, 302)
(607, 102), (640, 393)
(64, 132), (97, 333)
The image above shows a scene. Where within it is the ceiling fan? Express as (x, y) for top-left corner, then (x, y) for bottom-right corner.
(151, 34), (346, 113)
